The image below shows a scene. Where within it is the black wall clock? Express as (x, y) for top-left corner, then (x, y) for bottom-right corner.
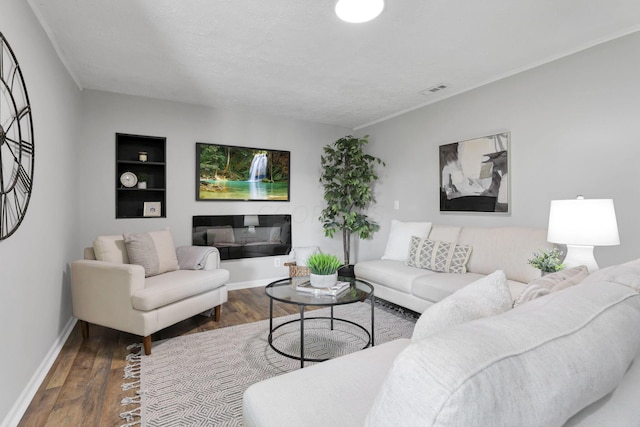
(0, 32), (34, 240)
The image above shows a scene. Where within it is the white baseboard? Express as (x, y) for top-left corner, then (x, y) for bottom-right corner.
(1, 317), (78, 427)
(226, 277), (284, 291)
(1, 278), (281, 426)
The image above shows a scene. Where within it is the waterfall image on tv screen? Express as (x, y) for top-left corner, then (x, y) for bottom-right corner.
(196, 142), (290, 201)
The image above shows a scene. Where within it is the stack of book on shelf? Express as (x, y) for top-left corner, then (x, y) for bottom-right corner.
(296, 280), (351, 296)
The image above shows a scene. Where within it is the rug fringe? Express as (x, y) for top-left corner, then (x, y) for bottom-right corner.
(119, 406), (141, 426)
(121, 343), (143, 427)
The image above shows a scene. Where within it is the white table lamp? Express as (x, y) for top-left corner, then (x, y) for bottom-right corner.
(244, 215), (260, 233)
(547, 196), (620, 272)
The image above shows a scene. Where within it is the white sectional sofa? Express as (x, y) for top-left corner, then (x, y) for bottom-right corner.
(243, 258), (640, 426)
(355, 223), (554, 313)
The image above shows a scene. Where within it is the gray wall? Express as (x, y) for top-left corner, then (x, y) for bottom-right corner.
(0, 0), (82, 422)
(357, 31), (640, 268)
(76, 90), (350, 285)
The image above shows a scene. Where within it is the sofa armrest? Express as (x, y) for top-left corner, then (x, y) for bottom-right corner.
(71, 259), (145, 322)
(202, 249), (221, 270)
(176, 246), (221, 270)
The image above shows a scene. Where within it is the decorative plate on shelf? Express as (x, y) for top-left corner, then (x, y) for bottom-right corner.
(120, 171), (138, 188)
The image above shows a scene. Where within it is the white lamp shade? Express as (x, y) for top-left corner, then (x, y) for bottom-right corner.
(335, 0), (384, 23)
(547, 198), (620, 246)
(244, 215), (260, 227)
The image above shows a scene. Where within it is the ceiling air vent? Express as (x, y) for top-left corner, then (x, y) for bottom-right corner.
(420, 83), (448, 96)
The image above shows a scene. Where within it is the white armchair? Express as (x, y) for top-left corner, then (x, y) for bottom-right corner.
(71, 232), (229, 355)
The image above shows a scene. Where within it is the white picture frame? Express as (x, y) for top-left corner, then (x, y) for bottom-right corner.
(143, 201), (161, 217)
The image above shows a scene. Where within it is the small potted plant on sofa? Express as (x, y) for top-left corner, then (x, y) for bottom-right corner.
(528, 247), (565, 275)
(306, 253), (343, 288)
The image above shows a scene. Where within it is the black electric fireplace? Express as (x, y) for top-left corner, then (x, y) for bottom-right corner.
(192, 214), (291, 260)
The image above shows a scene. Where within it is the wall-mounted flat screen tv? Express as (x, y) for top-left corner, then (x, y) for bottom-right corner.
(196, 142), (290, 201)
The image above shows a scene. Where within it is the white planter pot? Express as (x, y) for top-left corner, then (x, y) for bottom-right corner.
(309, 272), (338, 288)
(138, 182), (147, 189)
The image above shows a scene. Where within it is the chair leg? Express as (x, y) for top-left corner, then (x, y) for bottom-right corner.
(214, 305), (221, 322)
(80, 320), (89, 339)
(143, 336), (152, 355)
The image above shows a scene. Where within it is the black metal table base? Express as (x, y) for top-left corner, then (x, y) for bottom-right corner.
(268, 300), (375, 368)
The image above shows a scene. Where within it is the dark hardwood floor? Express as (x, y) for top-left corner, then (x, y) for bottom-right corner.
(18, 287), (312, 427)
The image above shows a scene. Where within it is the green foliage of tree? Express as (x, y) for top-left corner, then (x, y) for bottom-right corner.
(319, 135), (385, 265)
(198, 146), (290, 182)
(199, 145), (231, 179)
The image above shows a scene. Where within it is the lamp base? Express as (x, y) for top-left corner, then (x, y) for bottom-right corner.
(564, 245), (598, 273)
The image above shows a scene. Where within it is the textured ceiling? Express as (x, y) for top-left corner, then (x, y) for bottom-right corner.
(28, 0), (640, 129)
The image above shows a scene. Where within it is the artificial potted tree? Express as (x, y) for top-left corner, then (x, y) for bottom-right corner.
(319, 135), (385, 277)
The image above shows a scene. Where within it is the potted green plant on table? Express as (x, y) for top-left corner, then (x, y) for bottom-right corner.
(306, 253), (343, 288)
(319, 135), (385, 277)
(528, 247), (565, 275)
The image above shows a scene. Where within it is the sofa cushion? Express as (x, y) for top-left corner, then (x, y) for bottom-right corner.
(458, 226), (551, 283)
(427, 224), (461, 243)
(412, 270), (512, 342)
(381, 220), (432, 261)
(410, 271), (484, 302)
(355, 259), (435, 294)
(243, 339), (412, 427)
(124, 229), (180, 277)
(581, 257), (640, 292)
(565, 353), (640, 426)
(93, 234), (129, 264)
(366, 273), (640, 427)
(406, 237), (472, 274)
(514, 265), (589, 307)
(131, 269), (229, 311)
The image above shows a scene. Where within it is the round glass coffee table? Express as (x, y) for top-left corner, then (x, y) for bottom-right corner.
(265, 276), (375, 368)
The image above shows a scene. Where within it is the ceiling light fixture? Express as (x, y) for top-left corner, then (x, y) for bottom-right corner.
(335, 0), (385, 23)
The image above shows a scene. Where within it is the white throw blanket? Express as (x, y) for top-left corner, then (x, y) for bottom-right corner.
(176, 246), (219, 270)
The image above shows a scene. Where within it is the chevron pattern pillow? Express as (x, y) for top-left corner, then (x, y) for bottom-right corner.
(406, 236), (472, 274)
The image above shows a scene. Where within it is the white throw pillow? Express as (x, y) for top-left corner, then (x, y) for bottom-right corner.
(93, 234), (129, 264)
(411, 270), (512, 342)
(381, 220), (432, 261)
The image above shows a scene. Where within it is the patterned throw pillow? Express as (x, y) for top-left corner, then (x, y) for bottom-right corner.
(406, 236), (472, 274)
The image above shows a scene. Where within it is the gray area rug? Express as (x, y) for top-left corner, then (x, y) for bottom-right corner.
(120, 301), (416, 426)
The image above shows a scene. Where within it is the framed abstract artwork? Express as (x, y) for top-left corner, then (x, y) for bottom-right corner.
(439, 132), (510, 213)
